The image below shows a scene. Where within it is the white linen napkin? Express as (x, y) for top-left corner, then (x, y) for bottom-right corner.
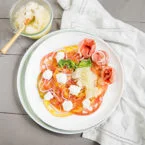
(57, 0), (145, 145)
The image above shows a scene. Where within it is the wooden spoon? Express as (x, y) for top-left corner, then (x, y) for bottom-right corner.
(0, 17), (35, 54)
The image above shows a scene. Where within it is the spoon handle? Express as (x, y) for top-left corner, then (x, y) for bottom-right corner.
(0, 26), (25, 54)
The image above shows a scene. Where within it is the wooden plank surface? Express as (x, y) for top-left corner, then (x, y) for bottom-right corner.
(0, 114), (97, 145)
(0, 0), (145, 145)
(0, 19), (61, 54)
(100, 0), (145, 22)
(0, 55), (26, 114)
(0, 0), (62, 18)
(1, 0), (145, 22)
(0, 0), (91, 145)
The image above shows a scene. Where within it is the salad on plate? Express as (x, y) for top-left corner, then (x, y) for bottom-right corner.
(37, 38), (115, 117)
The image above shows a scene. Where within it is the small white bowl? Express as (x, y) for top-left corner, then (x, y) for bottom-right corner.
(10, 0), (53, 39)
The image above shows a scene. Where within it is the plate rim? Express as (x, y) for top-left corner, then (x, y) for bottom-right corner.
(17, 29), (124, 134)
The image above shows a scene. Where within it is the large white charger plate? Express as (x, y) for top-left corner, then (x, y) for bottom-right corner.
(18, 29), (123, 133)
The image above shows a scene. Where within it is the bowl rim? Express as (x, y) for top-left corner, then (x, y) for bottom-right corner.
(9, 0), (53, 37)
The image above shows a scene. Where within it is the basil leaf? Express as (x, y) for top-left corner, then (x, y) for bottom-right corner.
(58, 58), (92, 70)
(58, 59), (76, 69)
(78, 59), (92, 68)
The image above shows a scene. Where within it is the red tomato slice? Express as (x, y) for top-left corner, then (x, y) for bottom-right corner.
(50, 98), (63, 110)
(39, 78), (53, 92)
(40, 52), (57, 72)
(72, 85), (108, 115)
(66, 51), (81, 63)
(91, 62), (103, 77)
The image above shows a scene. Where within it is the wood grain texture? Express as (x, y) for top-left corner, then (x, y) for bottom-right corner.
(0, 25), (25, 54)
(0, 19), (142, 55)
(0, 114), (98, 145)
(0, 50), (100, 145)
(0, 0), (62, 18)
(124, 21), (141, 30)
(0, 19), (61, 54)
(140, 0), (145, 21)
(0, 17), (60, 113)
(99, 0), (144, 22)
(0, 55), (26, 114)
(140, 23), (145, 32)
(0, 0), (145, 145)
(1, 0), (145, 22)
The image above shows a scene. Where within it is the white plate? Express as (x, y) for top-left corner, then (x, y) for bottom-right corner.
(24, 29), (123, 132)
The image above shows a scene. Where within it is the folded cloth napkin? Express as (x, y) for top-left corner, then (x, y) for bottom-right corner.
(57, 0), (145, 145)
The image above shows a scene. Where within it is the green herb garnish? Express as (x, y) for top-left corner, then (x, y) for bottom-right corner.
(58, 58), (92, 70)
(77, 58), (92, 68)
(58, 59), (76, 69)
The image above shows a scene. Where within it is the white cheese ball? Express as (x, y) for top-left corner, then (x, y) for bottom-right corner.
(44, 92), (53, 100)
(43, 69), (53, 80)
(62, 100), (73, 112)
(56, 52), (65, 62)
(69, 85), (81, 96)
(82, 99), (92, 111)
(56, 73), (67, 84)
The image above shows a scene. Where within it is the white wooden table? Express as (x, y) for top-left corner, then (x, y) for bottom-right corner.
(0, 0), (145, 145)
